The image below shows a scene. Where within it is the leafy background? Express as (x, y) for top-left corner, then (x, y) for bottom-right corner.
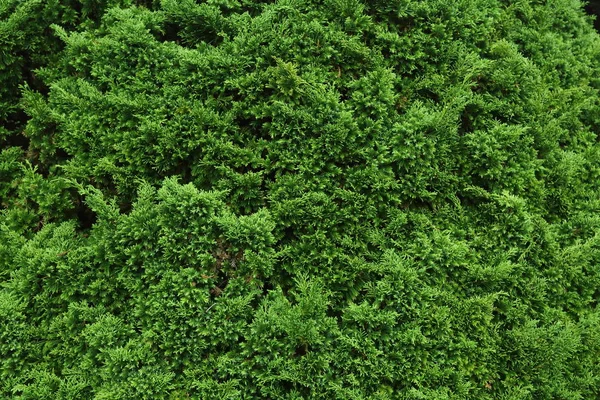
(1, 0), (600, 398)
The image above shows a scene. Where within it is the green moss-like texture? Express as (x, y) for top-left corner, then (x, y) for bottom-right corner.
(2, 0), (600, 398)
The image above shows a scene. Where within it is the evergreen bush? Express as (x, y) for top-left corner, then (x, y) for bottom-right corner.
(2, 0), (600, 398)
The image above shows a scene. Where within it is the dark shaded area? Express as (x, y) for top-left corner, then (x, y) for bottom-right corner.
(76, 198), (97, 231)
(585, 0), (600, 31)
(1, 123), (29, 150)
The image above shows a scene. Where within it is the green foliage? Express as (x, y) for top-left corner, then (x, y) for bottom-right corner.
(2, 0), (600, 398)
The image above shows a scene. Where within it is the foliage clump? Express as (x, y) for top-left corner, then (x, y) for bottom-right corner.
(2, 0), (600, 398)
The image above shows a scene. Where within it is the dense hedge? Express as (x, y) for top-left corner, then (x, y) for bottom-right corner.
(2, 0), (600, 398)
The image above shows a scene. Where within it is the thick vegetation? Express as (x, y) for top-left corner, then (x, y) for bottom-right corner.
(2, 0), (600, 398)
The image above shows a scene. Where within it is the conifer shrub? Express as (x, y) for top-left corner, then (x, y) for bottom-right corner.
(2, 0), (600, 398)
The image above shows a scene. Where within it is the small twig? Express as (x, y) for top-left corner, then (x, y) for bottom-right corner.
(205, 303), (216, 312)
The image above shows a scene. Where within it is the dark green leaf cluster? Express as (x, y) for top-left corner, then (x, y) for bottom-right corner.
(2, 0), (600, 398)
